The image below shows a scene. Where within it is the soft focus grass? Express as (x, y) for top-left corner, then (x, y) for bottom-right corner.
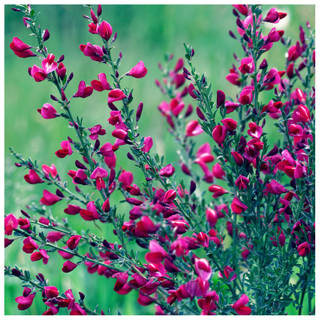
(5, 4), (315, 315)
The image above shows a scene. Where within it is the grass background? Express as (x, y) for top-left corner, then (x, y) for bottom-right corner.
(4, 4), (315, 315)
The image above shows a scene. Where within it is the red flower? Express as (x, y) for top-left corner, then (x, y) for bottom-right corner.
(297, 242), (310, 257)
(31, 249), (49, 264)
(91, 73), (112, 92)
(235, 175), (250, 190)
(44, 286), (59, 298)
(55, 140), (72, 158)
(221, 118), (237, 131)
(74, 80), (93, 98)
(46, 231), (65, 243)
(62, 260), (77, 273)
(67, 235), (81, 250)
(22, 236), (39, 253)
(238, 56), (255, 74)
(231, 294), (251, 315)
(79, 201), (100, 221)
(212, 125), (227, 145)
(264, 8), (287, 23)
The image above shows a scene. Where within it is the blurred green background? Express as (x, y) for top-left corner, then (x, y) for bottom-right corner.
(5, 4), (315, 315)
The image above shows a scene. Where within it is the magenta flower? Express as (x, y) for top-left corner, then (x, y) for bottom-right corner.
(297, 242), (310, 257)
(41, 54), (58, 74)
(118, 170), (134, 187)
(218, 266), (237, 281)
(62, 260), (78, 273)
(141, 136), (153, 153)
(235, 175), (250, 190)
(67, 235), (81, 250)
(145, 240), (168, 263)
(98, 20), (113, 41)
(185, 120), (203, 137)
(265, 180), (287, 195)
(212, 163), (225, 180)
(212, 125), (227, 145)
(64, 204), (81, 215)
(231, 294), (251, 315)
(79, 42), (104, 62)
(159, 164), (175, 177)
(79, 201), (100, 221)
(90, 167), (108, 190)
(208, 185), (228, 198)
(40, 189), (61, 206)
(292, 104), (311, 123)
(15, 288), (36, 310)
(44, 286), (59, 299)
(88, 124), (106, 140)
(264, 8), (287, 23)
(10, 37), (36, 58)
(46, 231), (65, 243)
(267, 27), (284, 43)
(91, 73), (112, 91)
(5, 213), (18, 235)
(30, 65), (47, 82)
(74, 80), (93, 98)
(288, 43), (302, 61)
(18, 218), (30, 230)
(216, 90), (225, 107)
(195, 258), (212, 281)
(231, 151), (244, 166)
(30, 249), (49, 264)
(37, 103), (59, 119)
(55, 140), (72, 158)
(108, 89), (126, 104)
(42, 163), (58, 178)
(225, 101), (240, 114)
(238, 56), (255, 74)
(231, 196), (248, 214)
(238, 86), (254, 105)
(127, 61), (148, 78)
(24, 169), (44, 184)
(221, 118), (237, 131)
(247, 122), (263, 138)
(56, 62), (66, 79)
(206, 207), (218, 227)
(163, 189), (177, 203)
(22, 236), (38, 254)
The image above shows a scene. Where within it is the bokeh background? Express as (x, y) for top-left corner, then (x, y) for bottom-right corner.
(5, 4), (315, 315)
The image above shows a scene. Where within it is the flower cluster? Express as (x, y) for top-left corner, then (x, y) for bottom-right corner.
(5, 4), (315, 316)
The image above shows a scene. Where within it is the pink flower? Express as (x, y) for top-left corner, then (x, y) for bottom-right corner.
(108, 89), (126, 104)
(10, 37), (36, 58)
(40, 190), (61, 206)
(186, 120), (203, 136)
(37, 103), (59, 119)
(247, 122), (263, 138)
(56, 62), (66, 79)
(15, 288), (36, 310)
(231, 196), (248, 214)
(231, 294), (251, 315)
(235, 175), (250, 190)
(145, 240), (168, 263)
(238, 56), (255, 74)
(292, 104), (311, 123)
(297, 242), (310, 257)
(288, 43), (302, 61)
(91, 73), (112, 91)
(24, 169), (44, 184)
(159, 164), (175, 177)
(98, 20), (113, 41)
(64, 204), (81, 215)
(18, 218), (30, 230)
(30, 65), (46, 82)
(90, 167), (108, 190)
(31, 249), (49, 264)
(221, 118), (237, 131)
(5, 214), (18, 235)
(55, 140), (72, 158)
(118, 170), (134, 187)
(267, 27), (284, 43)
(46, 231), (65, 242)
(195, 258), (212, 281)
(231, 151), (244, 166)
(218, 266), (237, 281)
(163, 189), (177, 203)
(127, 61), (148, 78)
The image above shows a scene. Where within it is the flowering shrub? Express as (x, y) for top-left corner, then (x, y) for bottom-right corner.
(5, 4), (315, 315)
